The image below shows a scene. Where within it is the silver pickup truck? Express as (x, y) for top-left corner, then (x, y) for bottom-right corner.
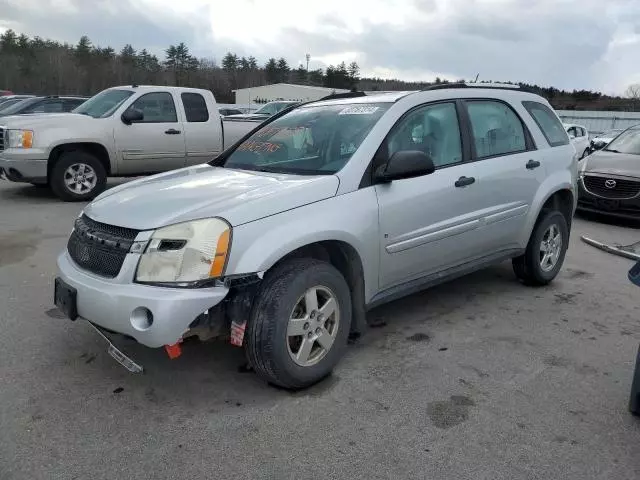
(0, 85), (259, 201)
(53, 84), (577, 389)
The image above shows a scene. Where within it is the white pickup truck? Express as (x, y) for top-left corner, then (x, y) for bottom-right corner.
(0, 86), (261, 201)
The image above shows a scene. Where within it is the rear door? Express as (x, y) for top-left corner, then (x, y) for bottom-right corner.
(114, 91), (186, 174)
(180, 92), (224, 166)
(456, 98), (544, 255)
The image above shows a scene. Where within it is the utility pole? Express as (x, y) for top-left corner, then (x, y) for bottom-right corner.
(306, 54), (310, 72)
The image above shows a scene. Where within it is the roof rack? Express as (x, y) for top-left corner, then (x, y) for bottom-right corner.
(319, 91), (366, 101)
(422, 82), (521, 91)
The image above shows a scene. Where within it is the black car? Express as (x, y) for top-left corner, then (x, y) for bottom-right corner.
(577, 125), (640, 219)
(627, 261), (640, 415)
(0, 95), (87, 117)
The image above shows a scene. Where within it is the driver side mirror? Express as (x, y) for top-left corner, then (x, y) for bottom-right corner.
(375, 150), (435, 183)
(121, 108), (144, 125)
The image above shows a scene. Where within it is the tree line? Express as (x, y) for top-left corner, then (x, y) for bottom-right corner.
(1, 29), (639, 110)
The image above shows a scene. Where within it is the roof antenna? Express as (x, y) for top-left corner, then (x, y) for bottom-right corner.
(473, 73), (480, 83)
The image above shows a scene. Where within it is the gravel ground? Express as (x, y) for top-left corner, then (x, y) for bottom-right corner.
(0, 180), (639, 480)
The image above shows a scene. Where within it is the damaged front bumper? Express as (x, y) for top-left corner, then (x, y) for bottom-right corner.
(56, 250), (230, 348)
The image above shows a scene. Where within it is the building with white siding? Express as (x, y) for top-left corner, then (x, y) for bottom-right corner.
(233, 83), (351, 105)
(556, 110), (640, 136)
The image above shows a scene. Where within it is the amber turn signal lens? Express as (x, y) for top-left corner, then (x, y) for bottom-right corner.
(210, 229), (230, 278)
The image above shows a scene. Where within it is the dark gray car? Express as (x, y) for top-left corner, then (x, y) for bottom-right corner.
(0, 96), (87, 117)
(578, 125), (640, 219)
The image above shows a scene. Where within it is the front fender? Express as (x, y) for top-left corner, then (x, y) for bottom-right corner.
(225, 188), (380, 301)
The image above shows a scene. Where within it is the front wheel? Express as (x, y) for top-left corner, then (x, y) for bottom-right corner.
(513, 210), (569, 286)
(245, 258), (352, 389)
(50, 151), (106, 202)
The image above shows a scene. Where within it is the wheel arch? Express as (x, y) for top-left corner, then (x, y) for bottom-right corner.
(522, 179), (575, 247)
(263, 239), (368, 334)
(47, 142), (111, 180)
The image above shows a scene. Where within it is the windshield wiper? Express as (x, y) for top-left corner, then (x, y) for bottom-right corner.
(604, 148), (621, 153)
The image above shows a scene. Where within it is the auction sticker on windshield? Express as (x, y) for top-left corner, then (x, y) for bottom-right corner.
(339, 106), (380, 115)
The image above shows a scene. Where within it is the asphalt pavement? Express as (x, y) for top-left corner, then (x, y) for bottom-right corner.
(1, 180), (639, 479)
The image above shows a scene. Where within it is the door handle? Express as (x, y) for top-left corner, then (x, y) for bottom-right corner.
(455, 176), (475, 188)
(526, 159), (541, 170)
(165, 129), (181, 135)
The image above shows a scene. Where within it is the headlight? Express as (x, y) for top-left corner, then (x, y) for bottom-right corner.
(7, 129), (34, 149)
(135, 218), (231, 285)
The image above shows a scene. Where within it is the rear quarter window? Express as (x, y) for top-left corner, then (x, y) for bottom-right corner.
(181, 93), (209, 122)
(522, 101), (569, 147)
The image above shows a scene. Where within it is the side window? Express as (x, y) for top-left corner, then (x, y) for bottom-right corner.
(579, 127), (586, 137)
(128, 92), (177, 123)
(567, 126), (578, 139)
(465, 100), (526, 159)
(522, 101), (569, 147)
(181, 93), (209, 122)
(65, 99), (85, 111)
(387, 102), (463, 167)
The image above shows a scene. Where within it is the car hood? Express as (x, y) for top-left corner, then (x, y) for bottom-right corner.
(83, 164), (340, 230)
(0, 113), (88, 128)
(582, 150), (640, 178)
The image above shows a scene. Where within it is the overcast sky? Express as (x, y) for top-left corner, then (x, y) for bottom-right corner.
(1, 0), (639, 94)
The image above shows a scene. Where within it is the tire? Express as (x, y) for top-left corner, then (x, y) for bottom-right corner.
(245, 258), (352, 390)
(512, 210), (569, 286)
(50, 151), (106, 202)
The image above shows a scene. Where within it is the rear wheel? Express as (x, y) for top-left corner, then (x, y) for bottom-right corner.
(50, 151), (106, 202)
(245, 258), (352, 390)
(513, 210), (569, 286)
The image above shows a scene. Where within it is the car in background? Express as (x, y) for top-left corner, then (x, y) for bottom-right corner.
(0, 95), (35, 110)
(225, 100), (299, 121)
(564, 123), (590, 159)
(0, 95), (87, 117)
(588, 128), (625, 153)
(578, 125), (640, 219)
(219, 107), (243, 117)
(0, 90), (14, 96)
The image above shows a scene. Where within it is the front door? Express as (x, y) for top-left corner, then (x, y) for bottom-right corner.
(114, 91), (186, 174)
(376, 101), (484, 289)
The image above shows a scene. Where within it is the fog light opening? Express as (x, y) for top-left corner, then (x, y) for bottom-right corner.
(130, 307), (153, 331)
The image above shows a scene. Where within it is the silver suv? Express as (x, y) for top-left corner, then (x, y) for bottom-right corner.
(54, 84), (577, 389)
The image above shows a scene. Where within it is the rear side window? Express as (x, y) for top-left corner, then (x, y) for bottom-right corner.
(522, 101), (569, 147)
(182, 93), (209, 122)
(465, 100), (526, 159)
(64, 99), (86, 111)
(29, 100), (64, 113)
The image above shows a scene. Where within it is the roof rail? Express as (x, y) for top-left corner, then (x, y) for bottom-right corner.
(319, 91), (366, 101)
(422, 82), (521, 91)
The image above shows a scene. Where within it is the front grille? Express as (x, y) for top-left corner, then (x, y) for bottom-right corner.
(67, 215), (140, 278)
(0, 127), (5, 151)
(583, 175), (640, 199)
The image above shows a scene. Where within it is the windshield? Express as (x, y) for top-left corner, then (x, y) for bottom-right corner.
(598, 129), (623, 138)
(0, 98), (40, 116)
(254, 102), (293, 115)
(604, 128), (640, 155)
(73, 89), (134, 118)
(218, 102), (391, 175)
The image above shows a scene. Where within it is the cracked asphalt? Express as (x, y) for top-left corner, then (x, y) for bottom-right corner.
(1, 180), (639, 479)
